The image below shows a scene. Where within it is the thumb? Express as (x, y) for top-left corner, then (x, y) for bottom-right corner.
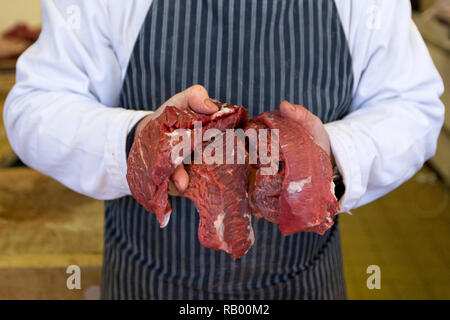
(279, 100), (320, 135)
(171, 163), (189, 193)
(279, 100), (311, 125)
(163, 85), (218, 114)
(185, 85), (218, 114)
(280, 100), (332, 158)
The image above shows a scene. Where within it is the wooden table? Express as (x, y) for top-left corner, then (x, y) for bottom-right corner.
(0, 168), (104, 299)
(0, 70), (18, 166)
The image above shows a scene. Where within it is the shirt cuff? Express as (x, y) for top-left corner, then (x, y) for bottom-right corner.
(126, 120), (140, 159)
(105, 108), (153, 196)
(324, 121), (364, 213)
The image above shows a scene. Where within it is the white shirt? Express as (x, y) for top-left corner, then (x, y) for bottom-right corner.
(4, 0), (445, 213)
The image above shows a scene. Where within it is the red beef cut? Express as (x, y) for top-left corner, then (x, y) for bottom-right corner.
(127, 100), (340, 259)
(182, 139), (254, 260)
(247, 111), (339, 236)
(127, 101), (253, 259)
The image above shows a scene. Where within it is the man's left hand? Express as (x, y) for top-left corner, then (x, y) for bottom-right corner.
(279, 100), (335, 166)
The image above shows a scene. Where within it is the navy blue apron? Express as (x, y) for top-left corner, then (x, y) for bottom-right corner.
(102, 0), (354, 300)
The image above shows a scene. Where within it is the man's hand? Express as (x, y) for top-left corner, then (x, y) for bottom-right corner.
(134, 85), (218, 196)
(279, 100), (335, 165)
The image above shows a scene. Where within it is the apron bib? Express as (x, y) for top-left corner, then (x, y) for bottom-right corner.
(102, 0), (354, 300)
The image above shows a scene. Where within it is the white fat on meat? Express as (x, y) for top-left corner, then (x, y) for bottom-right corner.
(172, 156), (184, 166)
(325, 212), (333, 223)
(139, 147), (148, 169)
(214, 212), (226, 243)
(330, 180), (336, 196)
(213, 107), (233, 118)
(247, 225), (255, 246)
(166, 130), (191, 137)
(287, 176), (312, 194)
(329, 180), (340, 205)
(160, 213), (171, 228)
(219, 243), (229, 252)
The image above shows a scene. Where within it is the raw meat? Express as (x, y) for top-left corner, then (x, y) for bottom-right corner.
(127, 100), (339, 259)
(246, 111), (339, 235)
(127, 101), (247, 227)
(127, 100), (253, 259)
(182, 139), (254, 260)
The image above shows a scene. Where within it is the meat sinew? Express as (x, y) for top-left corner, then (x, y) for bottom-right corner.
(247, 110), (339, 236)
(127, 100), (253, 259)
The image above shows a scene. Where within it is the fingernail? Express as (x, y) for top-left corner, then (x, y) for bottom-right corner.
(174, 180), (182, 191)
(204, 98), (219, 111)
(285, 101), (296, 112)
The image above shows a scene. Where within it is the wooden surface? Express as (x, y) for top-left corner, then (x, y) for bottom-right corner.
(414, 13), (450, 185)
(426, 42), (450, 185)
(0, 100), (16, 166)
(0, 168), (103, 299)
(0, 168), (104, 255)
(0, 71), (18, 166)
(0, 265), (102, 300)
(0, 166), (448, 299)
(340, 167), (450, 300)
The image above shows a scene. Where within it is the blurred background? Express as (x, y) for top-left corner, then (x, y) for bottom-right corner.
(0, 0), (448, 300)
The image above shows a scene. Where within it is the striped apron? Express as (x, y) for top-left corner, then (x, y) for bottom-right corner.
(102, 0), (354, 300)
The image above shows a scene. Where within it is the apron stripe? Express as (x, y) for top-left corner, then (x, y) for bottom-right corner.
(246, 1), (257, 117)
(324, 0), (333, 122)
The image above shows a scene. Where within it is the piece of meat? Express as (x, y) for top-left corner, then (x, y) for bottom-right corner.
(247, 110), (339, 236)
(246, 119), (284, 224)
(127, 101), (247, 228)
(249, 167), (283, 224)
(3, 23), (41, 42)
(128, 100), (339, 259)
(127, 100), (253, 259)
(183, 138), (254, 260)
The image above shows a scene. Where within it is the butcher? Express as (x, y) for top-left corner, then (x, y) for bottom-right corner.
(4, 0), (444, 299)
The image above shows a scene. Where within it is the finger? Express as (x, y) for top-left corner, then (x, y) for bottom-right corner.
(279, 100), (318, 134)
(185, 85), (218, 114)
(168, 180), (180, 196)
(162, 85), (217, 114)
(280, 100), (310, 123)
(280, 100), (331, 156)
(171, 163), (189, 193)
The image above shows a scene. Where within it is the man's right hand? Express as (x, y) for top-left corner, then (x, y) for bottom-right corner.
(134, 85), (218, 196)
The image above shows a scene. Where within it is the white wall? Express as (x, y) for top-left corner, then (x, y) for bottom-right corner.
(0, 0), (41, 32)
